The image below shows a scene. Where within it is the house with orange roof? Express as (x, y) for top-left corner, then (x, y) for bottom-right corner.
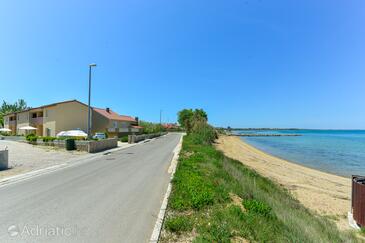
(3, 100), (142, 137)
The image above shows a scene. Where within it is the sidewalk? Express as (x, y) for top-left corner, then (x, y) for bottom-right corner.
(0, 140), (134, 180)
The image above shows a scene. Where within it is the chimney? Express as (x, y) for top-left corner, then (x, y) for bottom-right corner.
(135, 117), (139, 125)
(106, 108), (110, 113)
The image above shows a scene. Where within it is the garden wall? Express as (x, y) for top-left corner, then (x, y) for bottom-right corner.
(128, 132), (167, 143)
(35, 138), (118, 153)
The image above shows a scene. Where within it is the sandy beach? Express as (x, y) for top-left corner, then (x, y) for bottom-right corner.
(215, 135), (352, 230)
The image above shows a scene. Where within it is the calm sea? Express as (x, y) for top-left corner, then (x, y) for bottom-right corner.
(238, 130), (365, 177)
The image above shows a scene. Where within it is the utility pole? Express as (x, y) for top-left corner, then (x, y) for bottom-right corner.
(87, 63), (97, 138)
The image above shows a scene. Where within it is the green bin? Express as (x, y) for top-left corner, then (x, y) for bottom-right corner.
(65, 138), (75, 151)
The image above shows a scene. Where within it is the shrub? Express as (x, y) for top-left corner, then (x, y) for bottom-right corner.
(190, 120), (217, 145)
(243, 199), (273, 218)
(120, 136), (129, 143)
(26, 133), (37, 142)
(42, 136), (56, 142)
(165, 216), (193, 233)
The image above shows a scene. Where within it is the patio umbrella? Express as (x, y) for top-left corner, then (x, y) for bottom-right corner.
(0, 128), (11, 132)
(19, 126), (37, 130)
(19, 126), (37, 135)
(56, 130), (87, 138)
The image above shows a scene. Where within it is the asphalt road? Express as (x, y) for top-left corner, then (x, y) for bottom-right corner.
(0, 133), (182, 243)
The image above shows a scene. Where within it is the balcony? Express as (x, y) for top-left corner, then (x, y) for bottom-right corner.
(9, 120), (16, 125)
(30, 117), (43, 125)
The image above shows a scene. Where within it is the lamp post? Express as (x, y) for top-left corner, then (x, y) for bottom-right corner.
(87, 63), (97, 138)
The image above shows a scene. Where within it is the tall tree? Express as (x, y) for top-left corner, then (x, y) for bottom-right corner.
(193, 109), (208, 121)
(177, 109), (194, 132)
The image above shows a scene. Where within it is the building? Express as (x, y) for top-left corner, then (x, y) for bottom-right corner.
(3, 100), (142, 137)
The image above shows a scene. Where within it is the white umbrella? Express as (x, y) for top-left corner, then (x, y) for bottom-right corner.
(19, 126), (37, 130)
(56, 131), (67, 137)
(0, 128), (11, 132)
(56, 130), (87, 138)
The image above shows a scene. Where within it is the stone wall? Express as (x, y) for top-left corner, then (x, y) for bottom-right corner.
(128, 132), (167, 143)
(34, 138), (118, 153)
(87, 138), (118, 153)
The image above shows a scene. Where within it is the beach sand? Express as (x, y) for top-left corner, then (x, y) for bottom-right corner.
(215, 135), (352, 230)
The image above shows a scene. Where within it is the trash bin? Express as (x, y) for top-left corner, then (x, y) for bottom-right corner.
(0, 149), (8, 170)
(352, 175), (365, 227)
(65, 138), (75, 151)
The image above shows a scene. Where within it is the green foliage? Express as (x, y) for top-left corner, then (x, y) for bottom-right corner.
(190, 120), (217, 145)
(170, 168), (215, 210)
(42, 136), (56, 142)
(165, 216), (193, 233)
(177, 108), (209, 134)
(193, 108), (208, 121)
(243, 199), (273, 218)
(177, 109), (194, 132)
(139, 120), (164, 134)
(161, 127), (358, 242)
(26, 133), (37, 142)
(120, 136), (129, 142)
(0, 99), (29, 127)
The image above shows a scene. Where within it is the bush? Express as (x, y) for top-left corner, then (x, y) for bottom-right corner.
(42, 136), (56, 142)
(190, 120), (217, 145)
(26, 133), (37, 142)
(243, 199), (273, 218)
(165, 216), (193, 233)
(120, 136), (129, 143)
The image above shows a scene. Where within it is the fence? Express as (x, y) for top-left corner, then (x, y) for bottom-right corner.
(352, 175), (365, 227)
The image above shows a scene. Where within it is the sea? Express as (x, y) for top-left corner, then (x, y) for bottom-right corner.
(236, 129), (365, 177)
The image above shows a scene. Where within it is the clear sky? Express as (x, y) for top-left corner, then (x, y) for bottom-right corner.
(1, 1), (364, 129)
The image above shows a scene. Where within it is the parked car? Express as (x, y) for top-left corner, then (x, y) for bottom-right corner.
(93, 133), (106, 140)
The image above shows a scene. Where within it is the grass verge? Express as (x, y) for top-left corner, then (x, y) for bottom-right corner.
(160, 134), (359, 242)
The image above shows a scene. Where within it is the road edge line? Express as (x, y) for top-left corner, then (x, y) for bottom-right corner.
(150, 134), (184, 243)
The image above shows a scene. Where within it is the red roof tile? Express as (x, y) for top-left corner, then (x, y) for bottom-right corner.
(93, 108), (136, 122)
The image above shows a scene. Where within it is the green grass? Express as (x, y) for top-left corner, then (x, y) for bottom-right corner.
(161, 134), (359, 242)
(165, 215), (193, 233)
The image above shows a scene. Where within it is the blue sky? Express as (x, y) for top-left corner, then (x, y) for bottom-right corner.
(1, 1), (364, 128)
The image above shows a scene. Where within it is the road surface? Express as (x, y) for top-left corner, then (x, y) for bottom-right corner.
(0, 133), (182, 243)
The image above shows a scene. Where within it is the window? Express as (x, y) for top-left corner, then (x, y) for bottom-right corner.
(113, 121), (118, 128)
(44, 110), (48, 117)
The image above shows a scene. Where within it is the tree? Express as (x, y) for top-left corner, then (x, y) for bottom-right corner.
(177, 109), (194, 132)
(177, 108), (209, 134)
(193, 109), (208, 121)
(0, 99), (29, 127)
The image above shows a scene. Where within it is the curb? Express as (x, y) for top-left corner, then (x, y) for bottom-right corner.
(150, 134), (183, 243)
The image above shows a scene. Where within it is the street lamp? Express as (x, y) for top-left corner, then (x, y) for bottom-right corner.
(87, 63), (97, 138)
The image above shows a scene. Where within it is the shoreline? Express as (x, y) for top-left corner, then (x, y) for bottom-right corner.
(241, 137), (349, 179)
(215, 135), (352, 230)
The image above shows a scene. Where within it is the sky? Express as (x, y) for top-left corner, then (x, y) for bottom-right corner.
(1, 0), (365, 129)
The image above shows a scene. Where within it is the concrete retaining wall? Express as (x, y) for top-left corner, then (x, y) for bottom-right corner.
(128, 132), (167, 143)
(0, 150), (8, 170)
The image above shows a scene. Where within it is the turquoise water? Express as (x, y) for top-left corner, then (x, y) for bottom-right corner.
(238, 130), (365, 177)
